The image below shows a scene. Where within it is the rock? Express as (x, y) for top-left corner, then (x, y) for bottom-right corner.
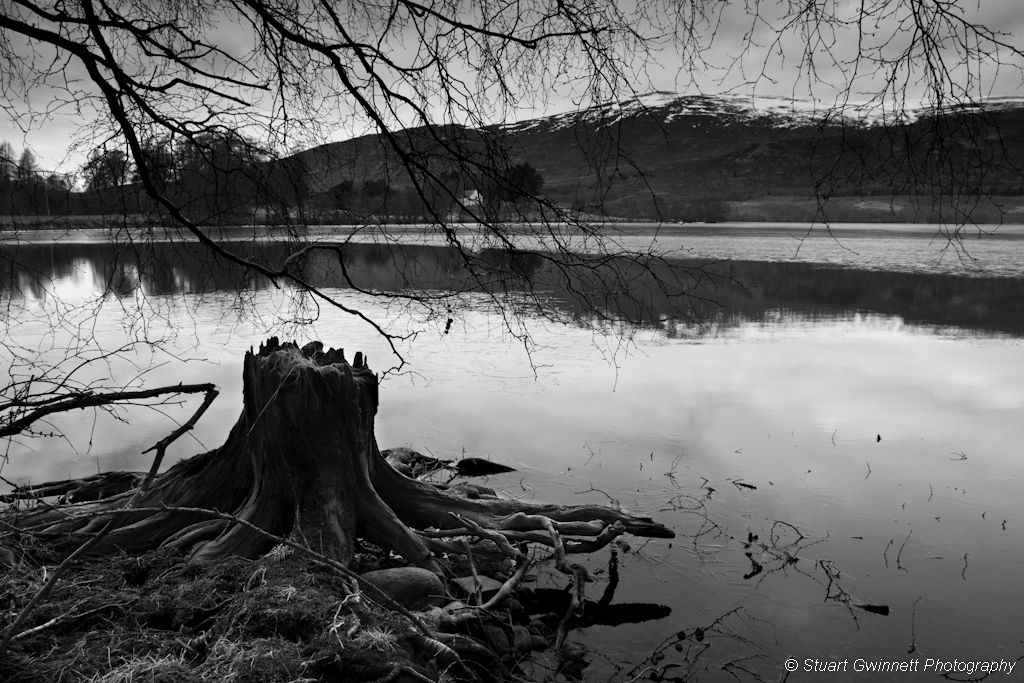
(382, 447), (450, 479)
(560, 642), (588, 661)
(503, 598), (524, 615)
(445, 482), (497, 499)
(481, 624), (511, 653)
(420, 606), (447, 624)
(359, 567), (446, 609)
(450, 575), (504, 600)
(528, 617), (548, 632)
(512, 626), (534, 653)
(454, 457), (516, 476)
(528, 635), (548, 652)
(451, 553), (511, 578)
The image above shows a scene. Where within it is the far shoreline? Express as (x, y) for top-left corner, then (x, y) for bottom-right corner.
(5, 191), (1024, 234)
(3, 217), (1024, 246)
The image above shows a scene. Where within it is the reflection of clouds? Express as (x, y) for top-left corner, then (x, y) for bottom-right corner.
(4, 247), (1023, 500)
(668, 322), (1024, 433)
(3, 280), (1023, 671)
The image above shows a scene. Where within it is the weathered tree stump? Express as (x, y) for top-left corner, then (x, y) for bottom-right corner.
(9, 339), (672, 569)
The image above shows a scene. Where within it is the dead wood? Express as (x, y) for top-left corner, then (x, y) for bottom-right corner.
(5, 338), (673, 572)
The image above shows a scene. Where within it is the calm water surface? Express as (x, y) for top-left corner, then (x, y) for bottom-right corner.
(13, 220), (1024, 276)
(1, 225), (1022, 681)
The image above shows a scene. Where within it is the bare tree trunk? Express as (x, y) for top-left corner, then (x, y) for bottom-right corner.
(10, 339), (671, 569)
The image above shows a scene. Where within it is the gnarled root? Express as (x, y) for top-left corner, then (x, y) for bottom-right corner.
(4, 339), (673, 578)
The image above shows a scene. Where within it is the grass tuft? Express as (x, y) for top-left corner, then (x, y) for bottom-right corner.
(350, 625), (398, 654)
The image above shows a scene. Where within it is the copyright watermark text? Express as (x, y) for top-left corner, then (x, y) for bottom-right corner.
(783, 658), (1017, 676)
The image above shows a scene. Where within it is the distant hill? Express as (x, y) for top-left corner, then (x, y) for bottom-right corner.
(290, 92), (1024, 223)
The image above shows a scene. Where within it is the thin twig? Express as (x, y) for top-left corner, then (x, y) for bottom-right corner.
(0, 516), (117, 655)
(461, 538), (483, 607)
(1, 383), (216, 439)
(12, 599), (132, 640)
(141, 386), (219, 489)
(896, 530), (913, 572)
(908, 597), (922, 654)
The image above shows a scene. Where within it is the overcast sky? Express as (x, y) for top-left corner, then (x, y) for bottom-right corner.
(3, 0), (1023, 174)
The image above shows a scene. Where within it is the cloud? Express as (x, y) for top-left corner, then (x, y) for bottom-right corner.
(3, 0), (1024, 173)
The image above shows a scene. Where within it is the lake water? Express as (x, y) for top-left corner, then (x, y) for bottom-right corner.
(1, 223), (1023, 681)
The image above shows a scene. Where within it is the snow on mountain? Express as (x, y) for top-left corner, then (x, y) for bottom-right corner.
(499, 91), (1024, 134)
(499, 92), (838, 133)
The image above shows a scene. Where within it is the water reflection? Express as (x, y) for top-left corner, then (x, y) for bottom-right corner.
(1, 237), (1023, 680)
(3, 239), (1023, 338)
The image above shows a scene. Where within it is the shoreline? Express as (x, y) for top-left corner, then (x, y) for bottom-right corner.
(2, 219), (1024, 247)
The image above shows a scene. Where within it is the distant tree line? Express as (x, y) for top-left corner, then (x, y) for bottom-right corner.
(77, 132), (311, 224)
(326, 161), (544, 220)
(0, 141), (75, 216)
(1, 134), (545, 225)
(13, 128), (1024, 227)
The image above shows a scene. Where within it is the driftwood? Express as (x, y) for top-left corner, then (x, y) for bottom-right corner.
(5, 339), (672, 571)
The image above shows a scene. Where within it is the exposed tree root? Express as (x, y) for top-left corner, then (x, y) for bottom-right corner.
(5, 338), (672, 573)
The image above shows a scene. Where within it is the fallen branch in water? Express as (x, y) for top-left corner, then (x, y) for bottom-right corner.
(0, 383), (217, 440)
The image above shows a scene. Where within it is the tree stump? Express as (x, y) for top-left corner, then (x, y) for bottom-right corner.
(11, 339), (672, 569)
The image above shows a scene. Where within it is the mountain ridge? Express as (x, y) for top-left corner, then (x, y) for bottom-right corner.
(292, 92), (1024, 223)
(499, 91), (1024, 131)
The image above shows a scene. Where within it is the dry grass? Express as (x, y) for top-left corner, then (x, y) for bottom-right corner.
(196, 636), (316, 682)
(350, 625), (399, 654)
(0, 550), (434, 682)
(89, 653), (190, 683)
